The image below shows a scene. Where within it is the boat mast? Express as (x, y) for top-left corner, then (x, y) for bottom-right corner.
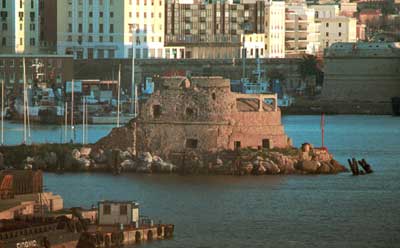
(82, 96), (85, 144)
(23, 58), (27, 144)
(71, 79), (74, 143)
(117, 64), (121, 127)
(85, 99), (88, 144)
(64, 102), (68, 143)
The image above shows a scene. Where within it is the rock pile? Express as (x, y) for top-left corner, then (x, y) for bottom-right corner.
(10, 142), (347, 175)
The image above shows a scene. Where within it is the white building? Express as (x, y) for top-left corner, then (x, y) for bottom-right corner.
(57, 0), (166, 59)
(98, 201), (139, 226)
(264, 0), (285, 58)
(0, 0), (40, 54)
(319, 16), (357, 49)
(285, 3), (320, 56)
(241, 33), (265, 58)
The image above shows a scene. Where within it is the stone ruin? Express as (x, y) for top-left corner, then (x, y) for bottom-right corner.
(95, 76), (292, 159)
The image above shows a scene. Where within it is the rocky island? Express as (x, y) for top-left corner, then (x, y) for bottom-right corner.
(0, 76), (347, 175)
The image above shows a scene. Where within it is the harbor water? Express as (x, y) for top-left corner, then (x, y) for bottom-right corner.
(4, 116), (400, 247)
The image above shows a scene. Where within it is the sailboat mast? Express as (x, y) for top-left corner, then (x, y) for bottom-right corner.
(23, 58), (27, 144)
(64, 102), (68, 143)
(71, 79), (74, 143)
(85, 100), (88, 144)
(117, 64), (121, 127)
(82, 96), (85, 144)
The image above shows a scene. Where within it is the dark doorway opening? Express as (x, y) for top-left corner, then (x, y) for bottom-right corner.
(153, 105), (161, 118)
(186, 139), (198, 149)
(234, 141), (241, 150)
(262, 139), (271, 149)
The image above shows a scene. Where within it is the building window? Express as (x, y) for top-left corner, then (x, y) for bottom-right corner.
(234, 141), (241, 150)
(338, 32), (341, 37)
(68, 11), (72, 17)
(109, 36), (113, 42)
(88, 36), (93, 42)
(68, 23), (72, 32)
(186, 139), (198, 149)
(262, 139), (271, 149)
(30, 38), (35, 46)
(2, 23), (7, 31)
(103, 204), (111, 215)
(110, 12), (114, 18)
(20, 38), (23, 45)
(120, 205), (127, 215)
(98, 49), (104, 58)
(79, 11), (83, 18)
(109, 49), (115, 58)
(109, 24), (114, 33)
(31, 0), (34, 8)
(325, 23), (329, 27)
(89, 12), (93, 18)
(326, 32), (329, 37)
(152, 105), (161, 118)
(88, 48), (94, 59)
(1, 37), (6, 47)
(89, 24), (93, 33)
(99, 12), (103, 18)
(338, 22), (342, 28)
(2, 0), (6, 8)
(99, 24), (103, 33)
(99, 36), (103, 42)
(30, 23), (35, 31)
(78, 23), (82, 32)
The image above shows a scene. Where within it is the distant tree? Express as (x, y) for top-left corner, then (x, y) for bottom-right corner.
(298, 55), (320, 80)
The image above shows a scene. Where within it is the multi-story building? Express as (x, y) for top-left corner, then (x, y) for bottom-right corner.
(339, 0), (357, 17)
(311, 4), (339, 21)
(319, 16), (357, 49)
(0, 0), (40, 54)
(164, 1), (245, 59)
(285, 3), (320, 57)
(264, 0), (285, 58)
(57, 0), (165, 59)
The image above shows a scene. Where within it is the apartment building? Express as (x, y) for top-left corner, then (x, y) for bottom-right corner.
(57, 0), (165, 59)
(164, 1), (245, 58)
(285, 4), (320, 57)
(0, 0), (40, 54)
(264, 0), (285, 58)
(319, 16), (357, 49)
(311, 4), (339, 21)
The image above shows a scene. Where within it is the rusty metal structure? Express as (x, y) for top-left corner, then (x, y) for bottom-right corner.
(0, 170), (43, 199)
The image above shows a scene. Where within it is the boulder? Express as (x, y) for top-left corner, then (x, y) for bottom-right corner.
(160, 162), (175, 173)
(80, 147), (92, 157)
(256, 163), (266, 175)
(297, 160), (320, 173)
(91, 149), (107, 164)
(261, 160), (280, 174)
(139, 152), (153, 164)
(44, 152), (58, 166)
(317, 162), (332, 174)
(120, 159), (136, 170)
(120, 151), (133, 161)
(71, 149), (81, 159)
(136, 164), (152, 173)
(330, 159), (348, 173)
(33, 155), (47, 169)
(77, 158), (91, 169)
(241, 162), (253, 175)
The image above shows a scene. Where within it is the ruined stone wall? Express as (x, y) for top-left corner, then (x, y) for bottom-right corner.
(135, 76), (290, 157)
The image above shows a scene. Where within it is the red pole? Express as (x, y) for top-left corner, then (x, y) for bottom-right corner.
(321, 113), (325, 148)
